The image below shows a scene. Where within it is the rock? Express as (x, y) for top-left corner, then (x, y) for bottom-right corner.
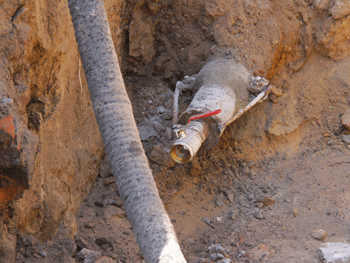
(75, 238), (89, 251)
(313, 0), (331, 10)
(77, 248), (101, 263)
(210, 253), (224, 261)
(293, 209), (299, 217)
(37, 250), (47, 258)
(246, 244), (274, 260)
(95, 237), (109, 246)
(217, 259), (231, 263)
(253, 195), (276, 207)
(254, 211), (264, 219)
(225, 189), (235, 203)
(269, 93), (278, 104)
(153, 122), (166, 133)
(161, 109), (173, 120)
(330, 0), (350, 20)
(319, 242), (350, 263)
(208, 244), (228, 254)
(341, 108), (350, 129)
(215, 193), (225, 207)
(84, 223), (95, 229)
(270, 86), (283, 97)
(164, 127), (172, 140)
(137, 124), (158, 141)
(57, 239), (77, 255)
(342, 134), (350, 144)
(150, 145), (175, 167)
(227, 209), (238, 220)
(311, 229), (328, 241)
(190, 158), (201, 176)
(94, 256), (116, 263)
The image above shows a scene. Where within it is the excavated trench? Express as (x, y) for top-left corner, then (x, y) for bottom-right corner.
(1, 0), (350, 262)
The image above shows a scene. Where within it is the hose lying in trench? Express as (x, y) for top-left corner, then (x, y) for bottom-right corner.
(67, 0), (186, 262)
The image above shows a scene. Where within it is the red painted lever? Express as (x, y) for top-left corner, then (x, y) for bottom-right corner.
(187, 109), (222, 125)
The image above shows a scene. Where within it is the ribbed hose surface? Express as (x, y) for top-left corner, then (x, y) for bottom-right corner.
(67, 1), (186, 262)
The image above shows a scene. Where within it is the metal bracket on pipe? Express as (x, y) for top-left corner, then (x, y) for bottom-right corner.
(219, 84), (273, 134)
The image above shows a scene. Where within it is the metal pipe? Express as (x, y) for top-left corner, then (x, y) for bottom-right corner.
(171, 54), (271, 164)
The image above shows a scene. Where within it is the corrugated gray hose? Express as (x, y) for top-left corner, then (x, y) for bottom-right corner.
(67, 0), (187, 262)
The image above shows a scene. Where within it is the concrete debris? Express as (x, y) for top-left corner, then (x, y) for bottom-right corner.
(319, 242), (350, 263)
(341, 108), (350, 130)
(310, 229), (328, 241)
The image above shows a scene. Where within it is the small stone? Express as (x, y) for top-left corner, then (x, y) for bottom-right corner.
(104, 177), (115, 186)
(137, 124), (158, 141)
(311, 229), (327, 241)
(227, 209), (238, 220)
(327, 139), (332, 146)
(330, 0), (350, 19)
(84, 223), (95, 229)
(341, 108), (350, 129)
(270, 86), (283, 97)
(342, 134), (350, 145)
(254, 211), (263, 219)
(210, 253), (224, 261)
(225, 189), (235, 203)
(94, 256), (116, 263)
(208, 244), (228, 254)
(313, 0), (331, 10)
(319, 242), (350, 263)
(269, 94), (278, 104)
(253, 195), (276, 207)
(95, 237), (109, 246)
(153, 122), (166, 133)
(164, 127), (172, 140)
(77, 248), (101, 262)
(75, 238), (89, 250)
(37, 250), (47, 258)
(150, 145), (175, 168)
(216, 216), (222, 222)
(293, 209), (299, 217)
(215, 193), (224, 207)
(216, 259), (231, 263)
(161, 109), (173, 120)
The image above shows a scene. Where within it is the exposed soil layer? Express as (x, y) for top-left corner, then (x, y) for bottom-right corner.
(1, 0), (350, 262)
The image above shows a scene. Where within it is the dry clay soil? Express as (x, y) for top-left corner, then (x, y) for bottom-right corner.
(14, 0), (350, 262)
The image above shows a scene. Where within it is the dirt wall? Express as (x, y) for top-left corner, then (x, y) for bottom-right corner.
(0, 0), (350, 261)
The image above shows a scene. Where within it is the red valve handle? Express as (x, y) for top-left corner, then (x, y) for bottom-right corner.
(187, 109), (222, 125)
